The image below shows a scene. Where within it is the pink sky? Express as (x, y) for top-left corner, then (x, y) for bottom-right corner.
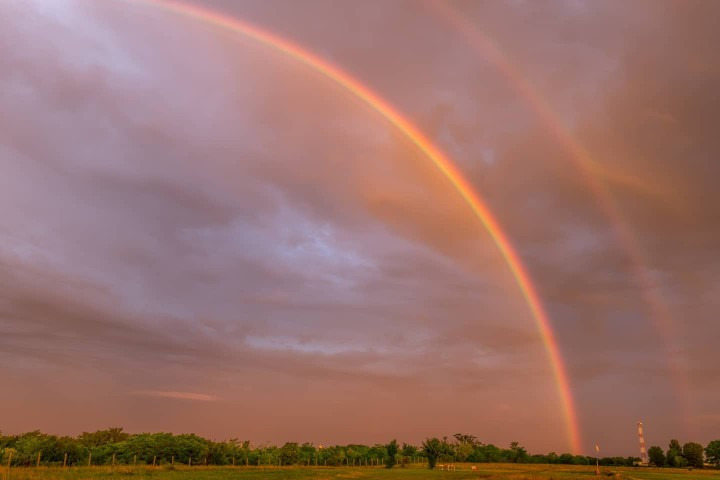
(1, 0), (719, 455)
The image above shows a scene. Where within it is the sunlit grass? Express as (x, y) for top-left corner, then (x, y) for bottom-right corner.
(3, 463), (719, 480)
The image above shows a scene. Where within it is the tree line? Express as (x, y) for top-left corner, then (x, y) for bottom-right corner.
(420, 435), (636, 468)
(1, 429), (717, 468)
(647, 439), (720, 468)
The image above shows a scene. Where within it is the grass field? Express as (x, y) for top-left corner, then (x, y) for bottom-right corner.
(3, 463), (720, 480)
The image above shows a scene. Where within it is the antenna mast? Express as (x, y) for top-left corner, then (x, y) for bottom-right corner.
(637, 421), (649, 465)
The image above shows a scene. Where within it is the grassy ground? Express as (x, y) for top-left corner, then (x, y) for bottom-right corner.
(3, 463), (719, 480)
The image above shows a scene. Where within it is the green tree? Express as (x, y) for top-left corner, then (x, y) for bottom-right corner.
(12, 431), (62, 466)
(508, 442), (529, 463)
(385, 440), (398, 468)
(667, 439), (682, 467)
(421, 438), (442, 469)
(478, 444), (502, 463)
(682, 442), (704, 468)
(455, 441), (473, 461)
(299, 443), (316, 465)
(648, 446), (665, 467)
(78, 428), (129, 448)
(705, 440), (720, 467)
(368, 444), (387, 465)
(400, 443), (417, 457)
(400, 443), (417, 466)
(279, 443), (299, 465)
(402, 443), (417, 457)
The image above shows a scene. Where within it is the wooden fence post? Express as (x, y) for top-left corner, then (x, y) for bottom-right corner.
(152, 456), (156, 467)
(36, 451), (42, 467)
(88, 452), (92, 467)
(189, 457), (192, 467)
(112, 453), (116, 466)
(171, 456), (174, 465)
(63, 453), (68, 468)
(133, 455), (137, 465)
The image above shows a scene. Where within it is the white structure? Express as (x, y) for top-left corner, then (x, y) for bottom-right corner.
(637, 421), (649, 465)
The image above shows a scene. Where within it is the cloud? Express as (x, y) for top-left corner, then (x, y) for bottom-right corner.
(132, 391), (219, 402)
(1, 0), (719, 455)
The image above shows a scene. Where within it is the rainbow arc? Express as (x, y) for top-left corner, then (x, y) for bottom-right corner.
(119, 0), (582, 453)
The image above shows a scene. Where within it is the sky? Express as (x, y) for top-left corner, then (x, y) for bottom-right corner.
(1, 0), (719, 456)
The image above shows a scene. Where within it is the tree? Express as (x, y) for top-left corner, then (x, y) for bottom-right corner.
(476, 444), (502, 463)
(78, 428), (129, 448)
(369, 444), (387, 465)
(648, 446), (665, 467)
(279, 443), (299, 465)
(400, 443), (417, 465)
(508, 442), (528, 463)
(682, 442), (704, 468)
(571, 455), (590, 465)
(401, 443), (417, 458)
(421, 438), (442, 469)
(705, 440), (720, 467)
(299, 443), (316, 465)
(455, 442), (473, 461)
(667, 439), (682, 467)
(385, 440), (398, 469)
(453, 434), (478, 446)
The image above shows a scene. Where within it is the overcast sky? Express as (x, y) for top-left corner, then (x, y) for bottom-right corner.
(1, 0), (719, 455)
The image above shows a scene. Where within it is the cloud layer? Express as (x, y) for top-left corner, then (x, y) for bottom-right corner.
(1, 0), (719, 454)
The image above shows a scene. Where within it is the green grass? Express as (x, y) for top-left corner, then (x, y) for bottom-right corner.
(3, 463), (719, 480)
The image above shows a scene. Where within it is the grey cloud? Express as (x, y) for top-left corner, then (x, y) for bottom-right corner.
(1, 0), (719, 455)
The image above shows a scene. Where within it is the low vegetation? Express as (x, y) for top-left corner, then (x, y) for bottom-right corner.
(1, 429), (718, 480)
(0, 430), (641, 468)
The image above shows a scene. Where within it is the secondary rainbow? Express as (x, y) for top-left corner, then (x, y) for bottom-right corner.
(119, 0), (582, 453)
(428, 0), (690, 435)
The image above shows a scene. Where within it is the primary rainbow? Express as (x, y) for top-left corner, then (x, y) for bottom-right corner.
(119, 0), (582, 453)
